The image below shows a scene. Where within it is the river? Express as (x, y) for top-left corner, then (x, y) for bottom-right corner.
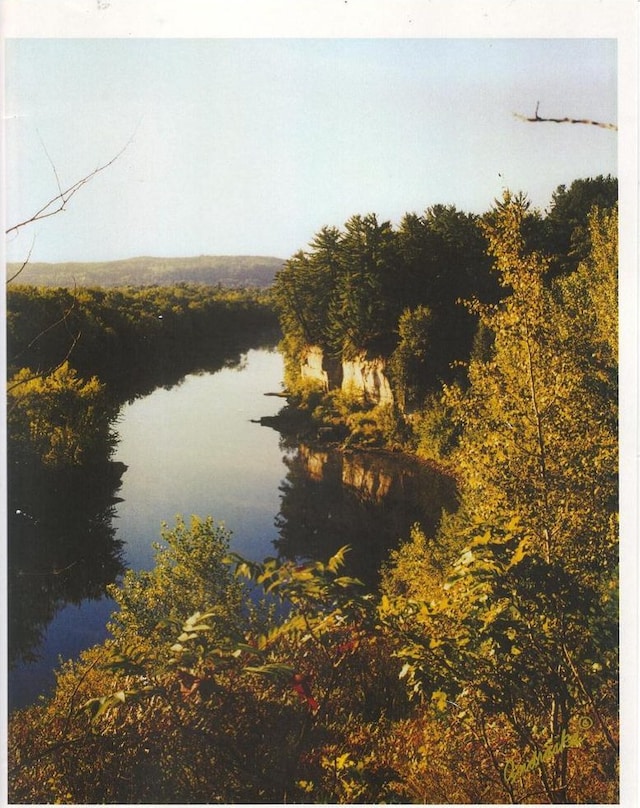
(8, 347), (455, 711)
(112, 348), (287, 572)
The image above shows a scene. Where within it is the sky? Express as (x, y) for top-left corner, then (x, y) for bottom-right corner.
(3, 36), (618, 264)
(0, 6), (637, 785)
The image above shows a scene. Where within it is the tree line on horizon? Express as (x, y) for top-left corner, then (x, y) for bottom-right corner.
(6, 254), (285, 289)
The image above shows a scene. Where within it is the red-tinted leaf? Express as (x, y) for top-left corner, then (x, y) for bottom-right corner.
(291, 672), (319, 712)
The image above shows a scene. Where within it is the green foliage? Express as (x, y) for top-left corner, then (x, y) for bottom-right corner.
(7, 361), (117, 466)
(271, 250), (329, 352)
(329, 214), (401, 358)
(272, 215), (401, 361)
(380, 519), (618, 803)
(9, 530), (407, 804)
(387, 305), (433, 410)
(412, 388), (461, 464)
(107, 516), (245, 646)
(381, 523), (450, 601)
(555, 204), (618, 370)
(379, 190), (618, 803)
(439, 191), (618, 585)
(542, 175), (618, 277)
(395, 205), (497, 389)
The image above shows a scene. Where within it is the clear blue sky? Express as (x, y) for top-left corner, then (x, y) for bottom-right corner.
(5, 37), (617, 263)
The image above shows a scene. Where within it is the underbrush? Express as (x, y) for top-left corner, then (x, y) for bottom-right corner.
(283, 380), (411, 451)
(8, 517), (618, 805)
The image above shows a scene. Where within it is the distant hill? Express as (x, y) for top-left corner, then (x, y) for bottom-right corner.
(6, 255), (285, 288)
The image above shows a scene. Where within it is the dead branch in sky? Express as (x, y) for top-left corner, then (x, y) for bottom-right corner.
(514, 102), (618, 131)
(6, 236), (36, 284)
(6, 137), (133, 391)
(5, 136), (132, 237)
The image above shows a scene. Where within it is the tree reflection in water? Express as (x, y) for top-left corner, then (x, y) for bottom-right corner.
(7, 461), (127, 667)
(6, 324), (281, 673)
(274, 443), (457, 589)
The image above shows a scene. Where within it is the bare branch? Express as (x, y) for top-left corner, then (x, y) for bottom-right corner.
(5, 135), (133, 236)
(7, 331), (82, 397)
(514, 101), (617, 131)
(9, 293), (77, 364)
(37, 128), (64, 200)
(7, 287), (81, 398)
(6, 235), (36, 284)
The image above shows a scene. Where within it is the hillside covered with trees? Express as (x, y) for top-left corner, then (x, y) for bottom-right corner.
(7, 254), (284, 289)
(7, 176), (619, 803)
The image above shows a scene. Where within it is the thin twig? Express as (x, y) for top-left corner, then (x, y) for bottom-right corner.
(37, 128), (64, 200)
(5, 135), (133, 236)
(9, 294), (77, 364)
(514, 102), (617, 131)
(7, 329), (82, 395)
(6, 237), (37, 284)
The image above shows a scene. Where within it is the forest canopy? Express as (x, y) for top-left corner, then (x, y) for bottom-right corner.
(7, 176), (619, 804)
(271, 175), (617, 408)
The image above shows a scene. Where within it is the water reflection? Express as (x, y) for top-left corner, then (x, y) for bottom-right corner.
(7, 335), (456, 709)
(274, 444), (457, 588)
(6, 326), (281, 678)
(7, 462), (126, 667)
(101, 324), (281, 405)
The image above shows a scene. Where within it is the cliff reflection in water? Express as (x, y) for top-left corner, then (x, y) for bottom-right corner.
(274, 444), (457, 588)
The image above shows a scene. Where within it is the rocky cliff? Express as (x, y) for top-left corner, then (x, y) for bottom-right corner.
(300, 345), (393, 406)
(342, 353), (393, 406)
(300, 346), (333, 391)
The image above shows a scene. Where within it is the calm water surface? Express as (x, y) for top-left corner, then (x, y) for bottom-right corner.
(8, 347), (455, 710)
(9, 349), (287, 709)
(113, 348), (288, 570)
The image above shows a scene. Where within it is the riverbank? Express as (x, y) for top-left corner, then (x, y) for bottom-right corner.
(257, 387), (455, 481)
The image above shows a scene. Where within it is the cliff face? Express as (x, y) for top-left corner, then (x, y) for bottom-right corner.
(300, 346), (342, 391)
(342, 353), (393, 406)
(300, 345), (393, 406)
